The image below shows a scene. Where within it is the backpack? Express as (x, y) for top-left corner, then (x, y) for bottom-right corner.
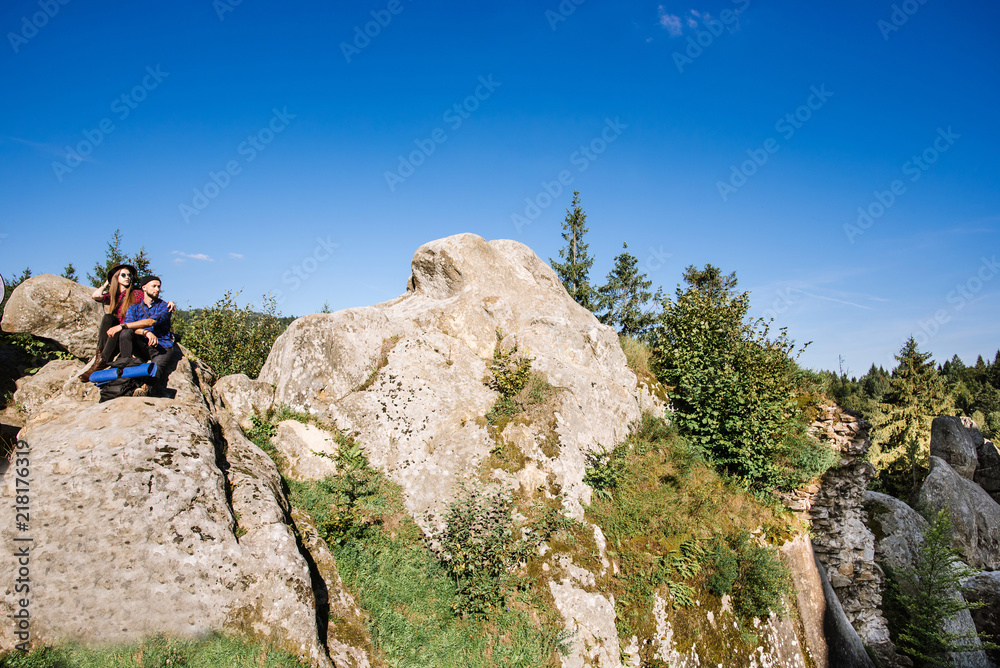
(98, 377), (142, 402)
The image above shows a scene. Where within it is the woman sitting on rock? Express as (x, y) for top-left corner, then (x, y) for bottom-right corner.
(78, 264), (174, 381)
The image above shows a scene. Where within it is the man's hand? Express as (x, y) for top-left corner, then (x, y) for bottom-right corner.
(144, 331), (158, 347)
(167, 301), (176, 313)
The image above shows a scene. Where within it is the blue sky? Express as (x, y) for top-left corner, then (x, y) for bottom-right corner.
(1, 0), (997, 374)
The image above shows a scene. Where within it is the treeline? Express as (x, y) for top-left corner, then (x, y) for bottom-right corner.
(819, 341), (1000, 498)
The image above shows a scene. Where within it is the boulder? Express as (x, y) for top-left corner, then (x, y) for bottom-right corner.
(865, 491), (992, 668)
(215, 373), (276, 430)
(259, 234), (661, 525)
(931, 415), (981, 480)
(975, 437), (1000, 505)
(274, 420), (340, 481)
(917, 457), (1000, 570)
(0, 274), (102, 359)
(0, 349), (362, 666)
(962, 571), (1000, 666)
(865, 492), (929, 569)
(13, 359), (87, 414)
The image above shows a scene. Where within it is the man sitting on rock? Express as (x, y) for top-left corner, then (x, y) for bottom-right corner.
(117, 275), (177, 397)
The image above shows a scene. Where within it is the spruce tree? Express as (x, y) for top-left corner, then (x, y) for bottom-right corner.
(549, 191), (596, 311)
(87, 229), (153, 287)
(596, 243), (656, 338)
(61, 263), (79, 282)
(885, 509), (997, 666)
(870, 337), (951, 497)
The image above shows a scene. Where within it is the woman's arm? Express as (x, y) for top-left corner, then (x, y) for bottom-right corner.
(91, 280), (109, 301)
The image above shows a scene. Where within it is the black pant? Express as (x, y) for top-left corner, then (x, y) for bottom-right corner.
(97, 314), (121, 364)
(116, 329), (175, 386)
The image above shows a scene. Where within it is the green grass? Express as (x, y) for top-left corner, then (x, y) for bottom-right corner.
(0, 633), (307, 668)
(583, 414), (797, 645)
(288, 471), (567, 668)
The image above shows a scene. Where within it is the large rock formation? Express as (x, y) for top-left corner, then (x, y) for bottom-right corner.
(258, 234), (660, 525)
(865, 491), (992, 668)
(807, 405), (898, 665)
(933, 416), (983, 480)
(0, 274), (102, 359)
(254, 234), (663, 667)
(0, 350), (365, 665)
(917, 456), (1000, 570)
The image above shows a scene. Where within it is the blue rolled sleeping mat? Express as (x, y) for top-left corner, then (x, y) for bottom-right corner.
(89, 363), (158, 385)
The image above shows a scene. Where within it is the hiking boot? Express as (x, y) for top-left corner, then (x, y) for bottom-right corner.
(132, 384), (151, 397)
(78, 356), (107, 383)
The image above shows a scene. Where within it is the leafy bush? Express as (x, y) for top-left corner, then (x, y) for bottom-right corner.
(180, 291), (285, 379)
(433, 482), (567, 617)
(648, 264), (817, 492)
(705, 531), (792, 620)
(583, 442), (629, 500)
(485, 330), (533, 401)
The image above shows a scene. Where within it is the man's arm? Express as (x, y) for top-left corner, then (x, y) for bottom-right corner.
(122, 304), (155, 330)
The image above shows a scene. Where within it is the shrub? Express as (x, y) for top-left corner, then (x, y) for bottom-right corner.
(583, 442), (629, 500)
(433, 482), (566, 617)
(180, 291), (285, 379)
(485, 330), (533, 400)
(648, 264), (815, 492)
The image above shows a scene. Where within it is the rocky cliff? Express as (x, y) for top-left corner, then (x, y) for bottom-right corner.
(2, 235), (860, 667)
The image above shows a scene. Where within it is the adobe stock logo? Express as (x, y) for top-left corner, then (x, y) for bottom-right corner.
(179, 107), (296, 223)
(52, 66), (169, 182)
(716, 85), (833, 201)
(844, 127), (959, 244)
(7, 0), (71, 53)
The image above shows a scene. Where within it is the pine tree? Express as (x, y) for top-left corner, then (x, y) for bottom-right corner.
(87, 229), (153, 287)
(870, 337), (951, 497)
(549, 191), (596, 311)
(61, 263), (79, 282)
(11, 267), (31, 288)
(596, 243), (658, 338)
(885, 509), (997, 666)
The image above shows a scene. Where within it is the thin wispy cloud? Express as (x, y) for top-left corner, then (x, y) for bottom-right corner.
(172, 251), (213, 263)
(8, 136), (98, 163)
(228, 252), (244, 260)
(796, 289), (876, 311)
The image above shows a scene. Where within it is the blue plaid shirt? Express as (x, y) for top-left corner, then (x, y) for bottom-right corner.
(125, 298), (174, 348)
